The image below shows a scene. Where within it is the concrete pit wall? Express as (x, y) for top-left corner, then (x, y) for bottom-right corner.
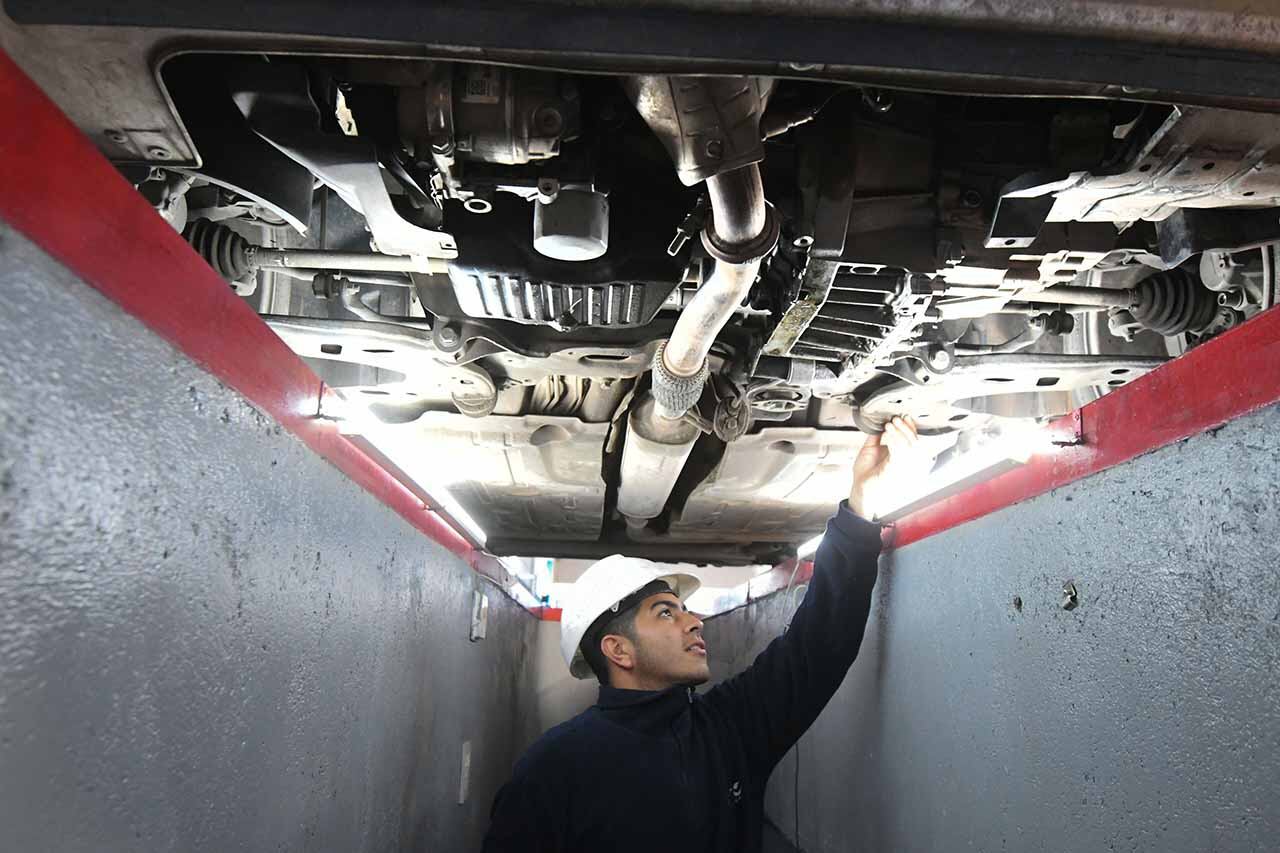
(703, 401), (1280, 852)
(0, 225), (538, 852)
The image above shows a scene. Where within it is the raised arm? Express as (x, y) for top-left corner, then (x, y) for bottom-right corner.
(702, 416), (921, 773)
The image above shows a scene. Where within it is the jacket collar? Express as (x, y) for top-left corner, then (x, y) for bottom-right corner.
(595, 684), (695, 733)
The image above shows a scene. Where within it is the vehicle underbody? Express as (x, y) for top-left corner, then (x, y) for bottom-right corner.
(9, 12), (1279, 562)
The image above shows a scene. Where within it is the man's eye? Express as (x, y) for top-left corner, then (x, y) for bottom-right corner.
(660, 609), (672, 618)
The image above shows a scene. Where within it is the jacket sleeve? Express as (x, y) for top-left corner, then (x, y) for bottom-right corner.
(481, 773), (560, 853)
(702, 501), (882, 774)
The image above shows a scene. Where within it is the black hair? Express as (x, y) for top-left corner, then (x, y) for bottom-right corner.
(581, 580), (674, 685)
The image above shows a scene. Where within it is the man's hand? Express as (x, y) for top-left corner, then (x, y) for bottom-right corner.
(849, 416), (923, 521)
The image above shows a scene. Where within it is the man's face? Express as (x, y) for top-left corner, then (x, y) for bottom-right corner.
(628, 592), (710, 686)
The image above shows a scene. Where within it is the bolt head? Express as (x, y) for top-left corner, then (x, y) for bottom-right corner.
(534, 106), (564, 136)
(535, 178), (561, 205)
(148, 146), (171, 160)
(437, 324), (461, 347)
(704, 139), (724, 160)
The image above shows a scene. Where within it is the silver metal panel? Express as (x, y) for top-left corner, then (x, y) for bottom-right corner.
(364, 413), (610, 541)
(858, 353), (1168, 433)
(1045, 108), (1280, 224)
(0, 19), (199, 165)
(668, 427), (869, 543)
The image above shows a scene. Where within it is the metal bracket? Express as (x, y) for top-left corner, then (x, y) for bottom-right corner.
(469, 590), (489, 641)
(809, 273), (938, 397)
(984, 170), (1074, 249)
(855, 353), (1167, 433)
(228, 63), (457, 261)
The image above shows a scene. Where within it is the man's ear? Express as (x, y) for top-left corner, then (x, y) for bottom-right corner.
(600, 633), (635, 671)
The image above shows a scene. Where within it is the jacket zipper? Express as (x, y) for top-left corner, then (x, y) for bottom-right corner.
(673, 688), (695, 836)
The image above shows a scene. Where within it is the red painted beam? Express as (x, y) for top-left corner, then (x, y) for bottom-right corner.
(886, 303), (1280, 550)
(0, 50), (476, 560)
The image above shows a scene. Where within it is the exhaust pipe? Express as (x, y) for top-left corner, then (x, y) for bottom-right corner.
(615, 394), (703, 525)
(656, 164), (775, 393)
(616, 76), (780, 527)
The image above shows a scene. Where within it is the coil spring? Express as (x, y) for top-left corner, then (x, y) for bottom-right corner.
(1130, 266), (1217, 335)
(182, 218), (252, 281)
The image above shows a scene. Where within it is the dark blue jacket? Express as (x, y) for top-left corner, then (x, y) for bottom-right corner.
(481, 503), (882, 852)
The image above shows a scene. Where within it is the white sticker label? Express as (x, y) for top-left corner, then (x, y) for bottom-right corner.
(461, 67), (501, 104)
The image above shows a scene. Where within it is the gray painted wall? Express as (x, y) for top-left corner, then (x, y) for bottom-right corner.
(0, 225), (538, 852)
(704, 402), (1280, 852)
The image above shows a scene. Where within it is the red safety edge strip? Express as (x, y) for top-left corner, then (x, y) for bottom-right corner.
(0, 53), (482, 562)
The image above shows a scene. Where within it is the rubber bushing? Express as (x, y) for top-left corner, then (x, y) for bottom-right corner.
(651, 341), (710, 416)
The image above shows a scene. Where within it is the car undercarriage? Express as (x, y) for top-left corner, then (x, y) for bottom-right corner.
(10, 15), (1279, 562)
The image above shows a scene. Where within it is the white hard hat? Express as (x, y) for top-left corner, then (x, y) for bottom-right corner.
(560, 554), (701, 679)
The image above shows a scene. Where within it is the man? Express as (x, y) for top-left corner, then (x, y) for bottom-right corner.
(481, 416), (921, 852)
